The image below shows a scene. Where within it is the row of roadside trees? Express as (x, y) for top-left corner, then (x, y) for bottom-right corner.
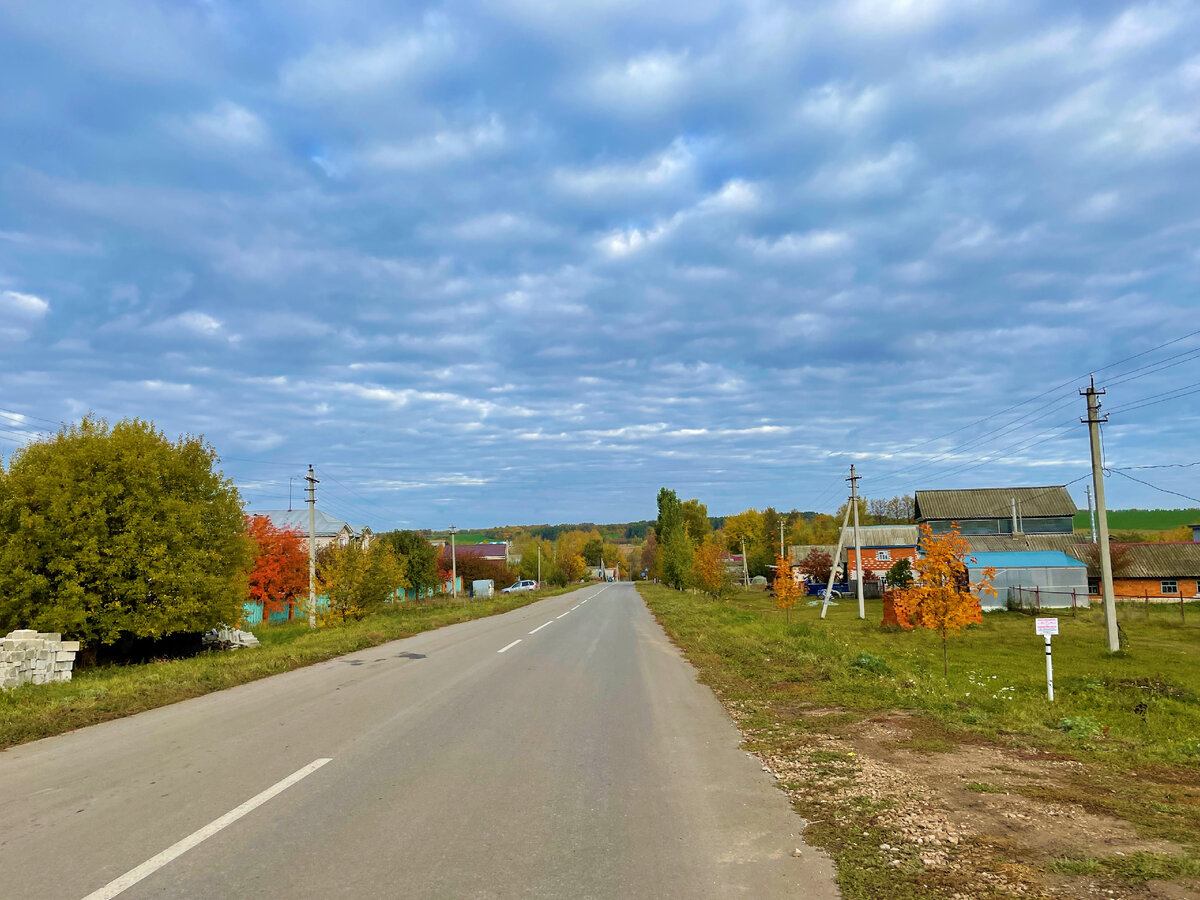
(0, 417), (468, 663)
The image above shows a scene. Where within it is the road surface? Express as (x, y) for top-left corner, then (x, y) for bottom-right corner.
(0, 583), (837, 898)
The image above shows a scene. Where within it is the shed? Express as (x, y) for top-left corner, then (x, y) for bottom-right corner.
(966, 551), (1089, 610)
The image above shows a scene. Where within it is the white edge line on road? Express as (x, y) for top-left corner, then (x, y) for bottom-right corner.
(556, 612), (570, 619)
(498, 639), (522, 653)
(82, 757), (332, 900)
(570, 605), (579, 611)
(528, 622), (553, 634)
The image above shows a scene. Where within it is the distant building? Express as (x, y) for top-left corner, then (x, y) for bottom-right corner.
(914, 486), (1078, 536)
(247, 509), (371, 552)
(967, 551), (1089, 610)
(443, 542), (509, 563)
(839, 525), (919, 578)
(1066, 542), (1200, 599)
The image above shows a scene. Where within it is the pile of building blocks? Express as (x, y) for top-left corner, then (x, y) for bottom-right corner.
(0, 630), (79, 689)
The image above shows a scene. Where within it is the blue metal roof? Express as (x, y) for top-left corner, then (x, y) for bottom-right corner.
(966, 551), (1086, 569)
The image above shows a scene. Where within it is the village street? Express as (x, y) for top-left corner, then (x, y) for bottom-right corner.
(0, 583), (836, 899)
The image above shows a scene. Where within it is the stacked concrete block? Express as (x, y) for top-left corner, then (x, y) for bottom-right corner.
(0, 630), (79, 689)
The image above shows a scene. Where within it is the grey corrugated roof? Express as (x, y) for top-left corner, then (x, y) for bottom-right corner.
(838, 525), (918, 547)
(789, 544), (840, 564)
(248, 509), (351, 537)
(966, 533), (1089, 554)
(915, 486), (1078, 520)
(1065, 542), (1200, 578)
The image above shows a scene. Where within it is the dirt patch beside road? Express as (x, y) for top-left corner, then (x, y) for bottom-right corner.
(735, 704), (1197, 899)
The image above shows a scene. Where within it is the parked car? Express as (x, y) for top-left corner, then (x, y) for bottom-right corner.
(502, 579), (538, 594)
(805, 581), (848, 598)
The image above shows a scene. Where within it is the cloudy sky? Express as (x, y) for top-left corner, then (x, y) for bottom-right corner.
(2, 0), (1199, 529)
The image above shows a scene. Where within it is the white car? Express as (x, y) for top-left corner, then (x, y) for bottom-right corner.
(502, 579), (538, 593)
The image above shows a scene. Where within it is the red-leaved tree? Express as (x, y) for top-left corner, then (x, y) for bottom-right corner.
(245, 515), (308, 621)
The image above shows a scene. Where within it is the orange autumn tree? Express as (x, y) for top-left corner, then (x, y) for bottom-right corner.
(892, 523), (996, 677)
(245, 515), (308, 622)
(774, 554), (801, 623)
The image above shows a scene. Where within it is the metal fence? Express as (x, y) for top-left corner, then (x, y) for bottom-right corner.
(1007, 585), (1194, 622)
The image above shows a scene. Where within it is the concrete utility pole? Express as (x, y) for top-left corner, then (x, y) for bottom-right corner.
(820, 500), (855, 620)
(450, 525), (458, 600)
(306, 465), (319, 629)
(779, 521), (785, 560)
(1085, 484), (1097, 543)
(537, 543), (542, 586)
(849, 465), (865, 620)
(740, 538), (750, 587)
(1083, 376), (1120, 652)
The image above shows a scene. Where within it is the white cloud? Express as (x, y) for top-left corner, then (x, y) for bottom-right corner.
(1093, 4), (1178, 57)
(587, 50), (691, 112)
(796, 82), (885, 131)
(811, 143), (916, 197)
(697, 179), (760, 213)
(597, 222), (673, 257)
(555, 138), (695, 196)
(0, 290), (50, 318)
(739, 230), (851, 259)
(364, 116), (506, 170)
(179, 101), (267, 147)
(280, 18), (456, 98)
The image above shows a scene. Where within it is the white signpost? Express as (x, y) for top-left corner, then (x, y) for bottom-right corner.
(1036, 617), (1059, 701)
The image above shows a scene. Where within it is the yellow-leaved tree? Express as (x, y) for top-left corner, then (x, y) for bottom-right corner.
(892, 523), (996, 677)
(774, 554), (801, 623)
(691, 541), (732, 599)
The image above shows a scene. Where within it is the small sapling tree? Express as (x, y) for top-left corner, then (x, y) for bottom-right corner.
(891, 524), (996, 677)
(773, 554), (801, 623)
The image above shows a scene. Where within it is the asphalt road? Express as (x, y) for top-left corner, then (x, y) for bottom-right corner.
(0, 583), (838, 899)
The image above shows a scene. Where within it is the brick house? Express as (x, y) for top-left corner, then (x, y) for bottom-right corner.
(840, 525), (919, 578)
(1066, 542), (1200, 600)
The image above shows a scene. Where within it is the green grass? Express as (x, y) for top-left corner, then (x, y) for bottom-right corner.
(0, 586), (577, 750)
(1073, 507), (1200, 531)
(636, 583), (1200, 898)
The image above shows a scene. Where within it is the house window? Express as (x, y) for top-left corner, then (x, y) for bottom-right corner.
(876, 550), (891, 562)
(1161, 579), (1179, 594)
(1088, 578), (1099, 595)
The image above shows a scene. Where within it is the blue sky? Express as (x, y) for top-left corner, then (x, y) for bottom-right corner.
(2, 0), (1199, 529)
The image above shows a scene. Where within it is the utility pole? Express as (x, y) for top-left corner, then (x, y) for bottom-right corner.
(741, 538), (750, 587)
(779, 521), (785, 559)
(289, 476), (295, 512)
(850, 465), (865, 620)
(537, 543), (542, 586)
(450, 525), (458, 600)
(305, 465), (318, 629)
(820, 500), (854, 619)
(1083, 376), (1120, 652)
(1085, 484), (1097, 543)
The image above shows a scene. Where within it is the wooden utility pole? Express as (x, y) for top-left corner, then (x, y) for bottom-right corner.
(741, 538), (750, 587)
(850, 465), (865, 620)
(1083, 376), (1120, 652)
(305, 465), (319, 629)
(450, 525), (458, 600)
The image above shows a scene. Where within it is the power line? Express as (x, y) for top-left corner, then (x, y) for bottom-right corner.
(1106, 468), (1200, 506)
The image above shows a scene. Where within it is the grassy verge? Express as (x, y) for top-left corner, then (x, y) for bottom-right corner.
(0, 585), (579, 750)
(637, 583), (1200, 899)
